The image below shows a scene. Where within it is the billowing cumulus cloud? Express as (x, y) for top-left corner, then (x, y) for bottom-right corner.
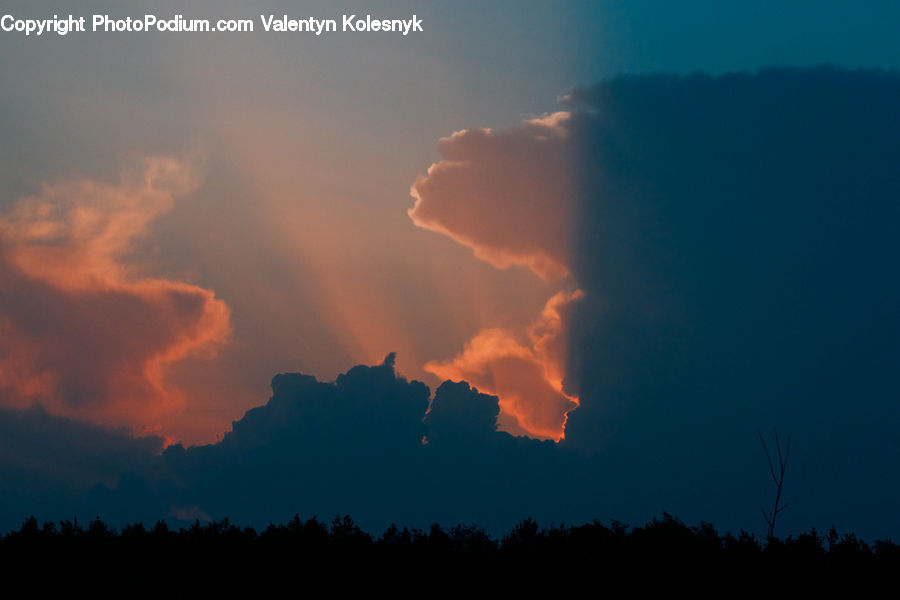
(0, 157), (231, 433)
(409, 112), (575, 281)
(424, 290), (582, 439)
(410, 114), (585, 440)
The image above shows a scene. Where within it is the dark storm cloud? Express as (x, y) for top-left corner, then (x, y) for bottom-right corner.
(156, 355), (577, 532)
(562, 66), (900, 435)
(0, 357), (581, 533)
(0, 404), (163, 526)
(559, 66), (900, 536)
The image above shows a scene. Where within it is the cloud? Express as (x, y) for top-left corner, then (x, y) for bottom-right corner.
(8, 357), (579, 535)
(409, 113), (586, 440)
(0, 157), (231, 433)
(557, 68), (900, 455)
(409, 113), (575, 281)
(404, 66), (900, 539)
(424, 379), (500, 442)
(424, 290), (582, 440)
(549, 68), (900, 543)
(0, 404), (164, 528)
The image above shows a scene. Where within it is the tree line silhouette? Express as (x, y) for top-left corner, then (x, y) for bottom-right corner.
(1, 513), (898, 597)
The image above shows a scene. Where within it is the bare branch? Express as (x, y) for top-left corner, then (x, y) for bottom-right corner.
(759, 427), (791, 539)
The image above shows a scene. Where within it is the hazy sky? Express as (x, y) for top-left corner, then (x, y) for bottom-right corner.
(3, 0), (897, 442)
(1, 1), (900, 538)
(1, 0), (604, 441)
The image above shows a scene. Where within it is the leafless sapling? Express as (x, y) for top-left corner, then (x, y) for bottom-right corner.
(758, 427), (791, 539)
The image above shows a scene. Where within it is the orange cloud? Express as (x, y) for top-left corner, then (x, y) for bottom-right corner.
(409, 112), (574, 281)
(411, 112), (587, 440)
(424, 290), (582, 440)
(0, 157), (231, 434)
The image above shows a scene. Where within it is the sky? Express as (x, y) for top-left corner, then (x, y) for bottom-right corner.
(1, 1), (899, 539)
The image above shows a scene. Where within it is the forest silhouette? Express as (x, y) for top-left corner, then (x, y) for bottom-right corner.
(2, 512), (898, 597)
